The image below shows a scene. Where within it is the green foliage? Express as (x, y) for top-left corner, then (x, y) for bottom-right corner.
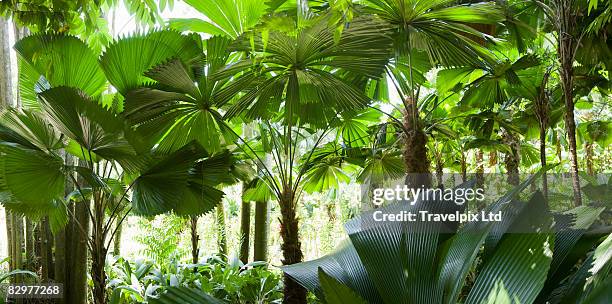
(283, 176), (609, 303)
(105, 256), (282, 304)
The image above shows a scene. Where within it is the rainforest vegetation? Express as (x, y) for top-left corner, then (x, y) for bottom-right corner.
(0, 0), (610, 303)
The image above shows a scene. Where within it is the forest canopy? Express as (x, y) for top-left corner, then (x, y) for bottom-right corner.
(0, 0), (610, 303)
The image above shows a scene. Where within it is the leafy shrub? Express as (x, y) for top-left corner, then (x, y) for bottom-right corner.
(106, 255), (282, 304)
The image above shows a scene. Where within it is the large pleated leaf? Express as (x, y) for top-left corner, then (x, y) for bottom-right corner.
(225, 16), (392, 125)
(17, 57), (47, 110)
(100, 30), (202, 95)
(14, 34), (107, 97)
(282, 239), (383, 303)
(37, 87), (141, 168)
(548, 206), (605, 278)
(0, 145), (64, 206)
(283, 174), (548, 304)
(302, 161), (351, 193)
(439, 174), (545, 304)
(356, 150), (405, 184)
(123, 36), (237, 153)
(361, 0), (502, 67)
(124, 86), (226, 153)
(149, 287), (225, 304)
(131, 142), (226, 216)
(465, 192), (555, 304)
(242, 177), (274, 202)
(0, 110), (64, 152)
(176, 0), (268, 39)
(319, 268), (368, 304)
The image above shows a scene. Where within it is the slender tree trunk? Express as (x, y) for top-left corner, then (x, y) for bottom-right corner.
(403, 98), (431, 188)
(91, 239), (107, 304)
(253, 200), (269, 262)
(216, 204), (228, 258)
(460, 151), (467, 183)
(488, 151), (497, 167)
(433, 147), (443, 188)
(38, 219), (50, 282)
(539, 127), (549, 199)
(0, 17), (13, 108)
(25, 220), (35, 271)
(0, 15), (15, 281)
(12, 214), (24, 277)
(54, 226), (66, 296)
(190, 216), (199, 264)
(557, 0), (582, 206)
(91, 189), (108, 304)
(503, 132), (520, 186)
(70, 200), (89, 304)
(239, 193), (251, 264)
(476, 150), (485, 189)
(55, 153), (73, 304)
(585, 142), (594, 176)
(40, 218), (54, 281)
(280, 187), (307, 304)
(535, 69), (551, 199)
(112, 220), (122, 256)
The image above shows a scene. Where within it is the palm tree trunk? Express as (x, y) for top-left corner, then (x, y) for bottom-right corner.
(25, 219), (35, 271)
(585, 142), (594, 176)
(403, 98), (431, 188)
(503, 132), (520, 186)
(0, 17), (15, 280)
(5, 210), (14, 272)
(489, 151), (497, 167)
(70, 200), (89, 304)
(253, 200), (269, 262)
(12, 213), (24, 278)
(54, 227), (66, 302)
(279, 187), (307, 304)
(539, 127), (549, 199)
(460, 151), (467, 183)
(55, 152), (73, 304)
(557, 0), (582, 206)
(216, 204), (228, 258)
(40, 218), (54, 281)
(476, 150), (485, 189)
(433, 146), (443, 187)
(112, 220), (123, 256)
(190, 216), (199, 264)
(239, 195), (251, 264)
(91, 188), (109, 304)
(0, 17), (13, 108)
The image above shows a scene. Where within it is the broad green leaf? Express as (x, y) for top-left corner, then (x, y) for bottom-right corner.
(466, 192), (555, 304)
(15, 34), (107, 97)
(100, 30), (202, 95)
(0, 145), (64, 205)
(319, 267), (368, 304)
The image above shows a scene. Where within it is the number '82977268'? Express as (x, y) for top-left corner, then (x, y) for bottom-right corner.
(4, 283), (63, 299)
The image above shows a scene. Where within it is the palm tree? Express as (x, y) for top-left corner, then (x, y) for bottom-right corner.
(169, 0), (272, 265)
(357, 0), (503, 187)
(3, 32), (233, 304)
(535, 0), (611, 205)
(215, 15), (392, 303)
